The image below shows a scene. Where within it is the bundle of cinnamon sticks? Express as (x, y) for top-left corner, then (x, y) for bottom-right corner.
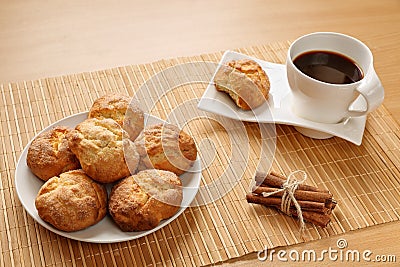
(246, 171), (336, 228)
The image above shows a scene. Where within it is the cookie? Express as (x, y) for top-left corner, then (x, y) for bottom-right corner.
(89, 93), (144, 140)
(67, 118), (139, 183)
(134, 123), (197, 176)
(35, 169), (107, 232)
(26, 126), (80, 181)
(214, 59), (270, 110)
(108, 169), (183, 231)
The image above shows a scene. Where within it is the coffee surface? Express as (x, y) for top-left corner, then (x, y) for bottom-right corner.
(293, 51), (363, 84)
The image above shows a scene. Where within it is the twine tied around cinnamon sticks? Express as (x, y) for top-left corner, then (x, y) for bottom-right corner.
(246, 171), (336, 230)
(260, 170), (307, 233)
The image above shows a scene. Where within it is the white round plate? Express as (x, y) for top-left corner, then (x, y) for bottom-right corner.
(15, 112), (202, 243)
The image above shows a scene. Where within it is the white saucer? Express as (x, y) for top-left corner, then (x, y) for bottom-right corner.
(197, 51), (366, 145)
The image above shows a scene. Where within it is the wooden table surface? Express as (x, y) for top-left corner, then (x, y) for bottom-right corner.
(1, 0), (399, 266)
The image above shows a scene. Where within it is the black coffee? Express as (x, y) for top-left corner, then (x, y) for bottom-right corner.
(293, 50), (363, 84)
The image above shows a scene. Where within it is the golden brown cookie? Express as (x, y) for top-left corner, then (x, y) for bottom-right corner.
(35, 169), (107, 232)
(134, 123), (197, 176)
(108, 169), (183, 231)
(88, 93), (144, 141)
(67, 118), (139, 183)
(214, 59), (270, 110)
(26, 126), (80, 181)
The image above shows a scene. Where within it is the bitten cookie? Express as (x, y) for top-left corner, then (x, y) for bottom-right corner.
(35, 169), (107, 232)
(214, 59), (270, 110)
(108, 169), (183, 231)
(88, 93), (144, 141)
(134, 123), (197, 176)
(26, 126), (80, 181)
(67, 118), (139, 183)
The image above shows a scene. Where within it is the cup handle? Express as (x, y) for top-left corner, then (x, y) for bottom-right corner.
(346, 66), (385, 118)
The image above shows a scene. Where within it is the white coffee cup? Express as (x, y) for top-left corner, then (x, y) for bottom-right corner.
(286, 32), (384, 138)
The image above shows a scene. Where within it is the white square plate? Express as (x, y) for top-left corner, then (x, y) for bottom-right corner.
(197, 51), (366, 145)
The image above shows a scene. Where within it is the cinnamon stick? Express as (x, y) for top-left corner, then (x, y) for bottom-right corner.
(256, 172), (329, 193)
(246, 193), (332, 227)
(246, 193), (330, 214)
(252, 185), (332, 204)
(246, 194), (331, 227)
(297, 210), (332, 228)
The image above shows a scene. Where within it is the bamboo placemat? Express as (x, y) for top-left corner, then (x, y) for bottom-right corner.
(1, 41), (400, 266)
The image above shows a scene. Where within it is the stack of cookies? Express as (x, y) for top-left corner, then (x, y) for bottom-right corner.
(28, 93), (197, 232)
